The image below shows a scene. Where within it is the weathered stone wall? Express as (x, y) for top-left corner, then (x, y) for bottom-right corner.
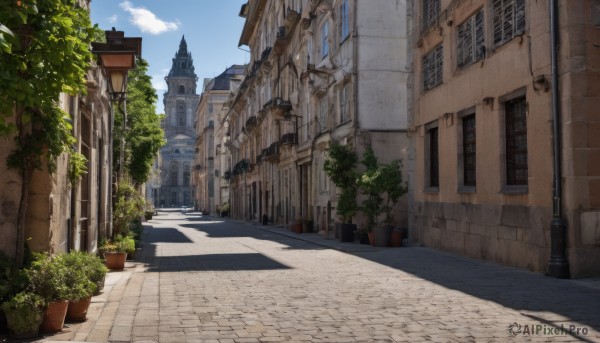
(413, 201), (552, 273)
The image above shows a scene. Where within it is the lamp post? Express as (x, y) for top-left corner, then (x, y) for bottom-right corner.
(92, 28), (141, 239)
(92, 28), (142, 182)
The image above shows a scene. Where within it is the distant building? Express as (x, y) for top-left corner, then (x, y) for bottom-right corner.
(158, 36), (200, 207)
(193, 65), (245, 214)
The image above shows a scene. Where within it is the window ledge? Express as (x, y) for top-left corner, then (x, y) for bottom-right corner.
(500, 185), (528, 195)
(424, 187), (439, 194)
(458, 186), (476, 194)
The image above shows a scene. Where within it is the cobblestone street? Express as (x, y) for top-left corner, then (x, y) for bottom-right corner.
(40, 210), (600, 342)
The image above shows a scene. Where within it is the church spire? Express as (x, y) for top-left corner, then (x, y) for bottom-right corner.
(178, 35), (188, 55)
(167, 35), (197, 79)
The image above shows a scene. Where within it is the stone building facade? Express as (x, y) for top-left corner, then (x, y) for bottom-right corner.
(0, 4), (118, 257)
(158, 37), (200, 208)
(193, 65), (245, 214)
(410, 0), (600, 277)
(226, 0), (412, 231)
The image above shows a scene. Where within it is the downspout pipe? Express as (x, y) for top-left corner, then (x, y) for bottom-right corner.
(547, 0), (570, 278)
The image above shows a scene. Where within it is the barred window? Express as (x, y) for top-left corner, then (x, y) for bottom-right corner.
(505, 97), (527, 185)
(422, 0), (441, 32)
(423, 45), (443, 90)
(462, 115), (476, 186)
(457, 10), (484, 67)
(492, 0), (526, 47)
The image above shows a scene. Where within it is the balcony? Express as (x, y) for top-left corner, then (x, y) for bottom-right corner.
(268, 97), (293, 119)
(280, 132), (298, 146)
(263, 142), (280, 163)
(245, 116), (258, 130)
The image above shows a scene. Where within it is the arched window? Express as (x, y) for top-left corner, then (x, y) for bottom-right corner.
(178, 85), (185, 94)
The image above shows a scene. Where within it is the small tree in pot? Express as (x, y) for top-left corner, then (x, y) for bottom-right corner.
(324, 142), (359, 242)
(357, 146), (408, 247)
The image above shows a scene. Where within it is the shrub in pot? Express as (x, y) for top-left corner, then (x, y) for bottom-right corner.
(1, 291), (45, 338)
(26, 254), (70, 333)
(357, 146), (408, 247)
(324, 142), (359, 242)
(61, 252), (105, 291)
(61, 253), (97, 322)
(0, 251), (27, 334)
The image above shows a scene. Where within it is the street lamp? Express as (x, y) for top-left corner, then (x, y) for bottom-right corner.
(92, 28), (142, 180)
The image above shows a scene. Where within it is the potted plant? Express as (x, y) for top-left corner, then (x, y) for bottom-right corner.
(357, 146), (408, 247)
(61, 252), (103, 321)
(357, 146), (387, 246)
(102, 235), (135, 270)
(1, 291), (45, 339)
(379, 160), (408, 247)
(26, 253), (70, 333)
(324, 142), (359, 243)
(0, 251), (26, 334)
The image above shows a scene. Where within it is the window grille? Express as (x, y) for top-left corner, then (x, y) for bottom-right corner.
(505, 97), (527, 185)
(422, 0), (441, 33)
(457, 10), (484, 67)
(462, 115), (476, 186)
(492, 0), (525, 47)
(423, 45), (443, 90)
(429, 127), (439, 187)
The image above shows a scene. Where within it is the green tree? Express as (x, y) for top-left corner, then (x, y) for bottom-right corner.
(113, 58), (165, 185)
(0, 0), (99, 266)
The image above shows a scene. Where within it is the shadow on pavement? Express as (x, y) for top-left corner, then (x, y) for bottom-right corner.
(143, 227), (193, 244)
(144, 251), (291, 272)
(353, 247), (600, 334)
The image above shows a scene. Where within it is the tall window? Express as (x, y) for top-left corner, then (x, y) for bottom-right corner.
(321, 21), (329, 58)
(505, 97), (528, 185)
(178, 105), (186, 127)
(428, 127), (439, 188)
(178, 85), (185, 94)
(339, 84), (349, 123)
(457, 10), (484, 67)
(422, 0), (441, 33)
(492, 0), (526, 47)
(423, 45), (443, 90)
(462, 115), (476, 187)
(319, 97), (328, 132)
(340, 0), (349, 42)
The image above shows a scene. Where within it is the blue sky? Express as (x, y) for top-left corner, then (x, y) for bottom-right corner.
(90, 1), (249, 112)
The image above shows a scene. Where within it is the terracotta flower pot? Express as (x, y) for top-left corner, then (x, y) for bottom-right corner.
(104, 252), (127, 270)
(66, 296), (92, 322)
(294, 223), (303, 234)
(39, 300), (68, 333)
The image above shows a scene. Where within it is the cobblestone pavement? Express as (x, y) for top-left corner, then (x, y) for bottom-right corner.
(35, 211), (600, 342)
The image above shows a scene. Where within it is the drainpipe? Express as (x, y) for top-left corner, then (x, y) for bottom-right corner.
(547, 0), (570, 278)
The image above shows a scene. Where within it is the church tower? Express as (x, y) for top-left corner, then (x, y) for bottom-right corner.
(159, 36), (200, 207)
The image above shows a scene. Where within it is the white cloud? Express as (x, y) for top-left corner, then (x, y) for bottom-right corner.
(152, 74), (167, 92)
(119, 1), (179, 35)
(107, 14), (118, 24)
